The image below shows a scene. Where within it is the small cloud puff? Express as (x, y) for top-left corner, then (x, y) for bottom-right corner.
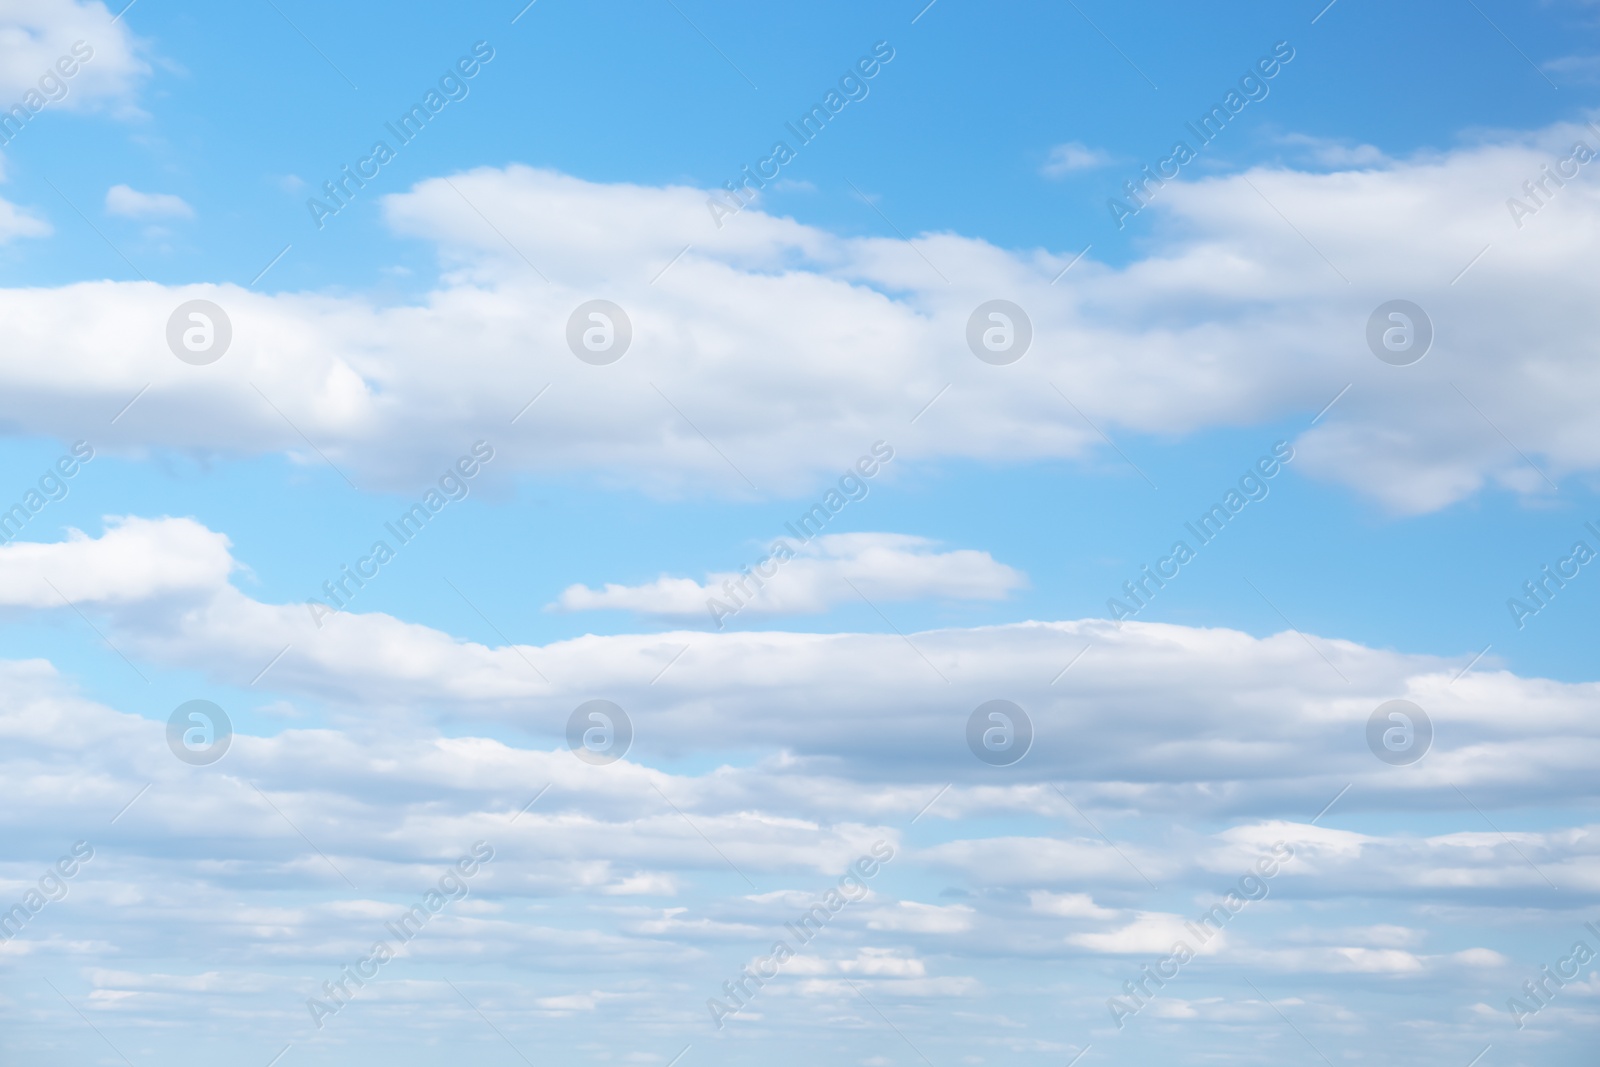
(105, 184), (194, 219)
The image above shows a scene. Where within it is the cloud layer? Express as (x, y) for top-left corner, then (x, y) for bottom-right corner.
(2, 513), (1596, 1060)
(5, 515), (1599, 814)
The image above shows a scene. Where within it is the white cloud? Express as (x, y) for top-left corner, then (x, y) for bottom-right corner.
(0, 124), (1592, 509)
(1544, 54), (1600, 83)
(1068, 911), (1224, 955)
(1028, 891), (1117, 920)
(553, 533), (1025, 618)
(104, 184), (194, 219)
(0, 0), (149, 113)
(785, 948), (928, 977)
(1453, 947), (1510, 967)
(600, 872), (679, 896)
(862, 901), (974, 934)
(0, 192), (50, 241)
(1041, 141), (1115, 176)
(923, 837), (1171, 888)
(0, 515), (232, 605)
(533, 990), (618, 1013)
(1324, 946), (1426, 973)
(1276, 132), (1388, 168)
(1234, 945), (1427, 974)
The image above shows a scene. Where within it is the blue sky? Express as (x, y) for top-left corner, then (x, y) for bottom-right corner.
(2, 1), (1600, 1065)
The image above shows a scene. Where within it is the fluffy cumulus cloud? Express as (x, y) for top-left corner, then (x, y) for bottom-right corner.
(0, 515), (232, 605)
(1, 123), (1599, 509)
(553, 532), (1026, 619)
